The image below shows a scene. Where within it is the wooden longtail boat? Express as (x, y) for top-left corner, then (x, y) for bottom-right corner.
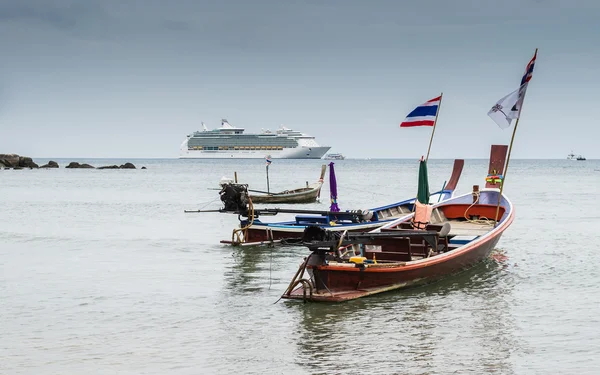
(282, 145), (513, 302)
(248, 165), (327, 204)
(221, 159), (464, 246)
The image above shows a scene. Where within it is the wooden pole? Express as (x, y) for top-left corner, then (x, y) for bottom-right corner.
(494, 118), (519, 223)
(425, 92), (443, 163)
(234, 171), (238, 183)
(494, 48), (537, 224)
(266, 165), (270, 194)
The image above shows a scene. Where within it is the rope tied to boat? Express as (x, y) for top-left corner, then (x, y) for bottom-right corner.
(231, 197), (255, 244)
(464, 190), (495, 225)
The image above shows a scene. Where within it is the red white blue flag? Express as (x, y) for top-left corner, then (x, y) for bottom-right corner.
(400, 96), (441, 127)
(520, 50), (537, 86)
(265, 155), (272, 166)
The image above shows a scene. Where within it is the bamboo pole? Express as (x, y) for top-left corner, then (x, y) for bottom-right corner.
(494, 48), (537, 224)
(494, 118), (519, 223)
(425, 92), (443, 162)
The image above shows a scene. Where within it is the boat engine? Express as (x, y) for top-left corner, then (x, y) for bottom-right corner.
(302, 225), (341, 242)
(219, 183), (249, 213)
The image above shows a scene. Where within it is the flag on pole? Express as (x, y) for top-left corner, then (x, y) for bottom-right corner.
(265, 155), (272, 166)
(488, 51), (537, 129)
(487, 87), (521, 129)
(400, 96), (441, 127)
(520, 50), (537, 87)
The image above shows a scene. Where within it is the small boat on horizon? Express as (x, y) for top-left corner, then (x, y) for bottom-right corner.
(567, 151), (586, 161)
(324, 153), (345, 160)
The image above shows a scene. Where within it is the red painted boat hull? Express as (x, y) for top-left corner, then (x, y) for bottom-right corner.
(283, 190), (514, 302)
(287, 234), (502, 302)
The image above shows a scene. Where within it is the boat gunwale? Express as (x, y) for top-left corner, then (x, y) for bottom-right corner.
(314, 191), (514, 273)
(249, 182), (323, 199)
(246, 189), (454, 229)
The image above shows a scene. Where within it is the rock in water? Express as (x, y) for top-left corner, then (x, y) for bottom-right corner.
(66, 162), (95, 169)
(141, 166), (147, 169)
(0, 154), (38, 168)
(0, 154), (20, 168)
(18, 157), (39, 169)
(98, 165), (120, 169)
(40, 161), (59, 168)
(98, 163), (137, 169)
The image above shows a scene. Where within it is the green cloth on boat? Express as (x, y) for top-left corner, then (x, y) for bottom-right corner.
(417, 159), (430, 204)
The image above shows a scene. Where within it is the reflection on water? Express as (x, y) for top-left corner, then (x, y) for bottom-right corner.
(222, 244), (305, 294)
(289, 257), (520, 374)
(3, 158), (599, 374)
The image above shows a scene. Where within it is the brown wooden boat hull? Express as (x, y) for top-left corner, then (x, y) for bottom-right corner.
(249, 186), (321, 204)
(283, 228), (505, 302)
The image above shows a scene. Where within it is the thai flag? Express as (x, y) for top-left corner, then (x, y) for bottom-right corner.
(265, 155), (272, 166)
(512, 49), (538, 114)
(400, 96), (441, 127)
(520, 50), (537, 86)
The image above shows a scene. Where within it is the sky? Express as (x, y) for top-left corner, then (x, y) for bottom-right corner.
(1, 0), (599, 159)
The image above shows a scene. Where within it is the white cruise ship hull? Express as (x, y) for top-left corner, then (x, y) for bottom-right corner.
(179, 146), (330, 159)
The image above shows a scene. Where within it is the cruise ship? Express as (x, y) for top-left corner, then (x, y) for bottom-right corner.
(179, 119), (330, 159)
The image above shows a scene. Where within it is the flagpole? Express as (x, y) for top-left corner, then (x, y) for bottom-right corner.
(266, 165), (270, 194)
(494, 48), (537, 224)
(425, 92), (443, 162)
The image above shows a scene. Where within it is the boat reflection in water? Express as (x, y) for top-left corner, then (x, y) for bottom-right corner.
(289, 257), (518, 374)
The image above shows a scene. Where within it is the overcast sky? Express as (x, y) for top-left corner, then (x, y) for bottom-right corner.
(1, 0), (598, 159)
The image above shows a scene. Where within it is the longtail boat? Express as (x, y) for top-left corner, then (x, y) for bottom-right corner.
(219, 159), (464, 246)
(248, 165), (327, 204)
(282, 145), (513, 302)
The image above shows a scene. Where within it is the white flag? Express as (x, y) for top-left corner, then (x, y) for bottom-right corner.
(487, 87), (522, 129)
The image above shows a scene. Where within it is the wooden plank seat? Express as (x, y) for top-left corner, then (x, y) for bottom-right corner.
(369, 232), (433, 259)
(382, 225), (450, 253)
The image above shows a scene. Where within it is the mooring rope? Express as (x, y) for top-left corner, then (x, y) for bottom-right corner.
(464, 191), (495, 226)
(231, 197), (255, 244)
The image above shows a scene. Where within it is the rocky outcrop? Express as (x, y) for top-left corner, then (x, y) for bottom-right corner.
(97, 165), (120, 169)
(65, 162), (95, 169)
(0, 154), (38, 168)
(20, 157), (39, 168)
(40, 160), (59, 168)
(0, 154), (20, 168)
(1, 155), (141, 170)
(97, 162), (137, 169)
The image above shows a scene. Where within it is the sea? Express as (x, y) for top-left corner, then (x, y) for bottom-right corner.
(1, 158), (599, 375)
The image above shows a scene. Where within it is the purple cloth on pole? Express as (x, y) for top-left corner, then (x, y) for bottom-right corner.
(329, 162), (340, 212)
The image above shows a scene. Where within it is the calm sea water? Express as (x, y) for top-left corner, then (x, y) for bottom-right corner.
(1, 158), (600, 374)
